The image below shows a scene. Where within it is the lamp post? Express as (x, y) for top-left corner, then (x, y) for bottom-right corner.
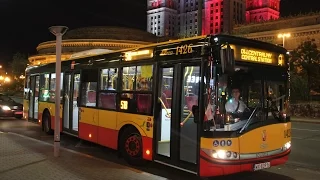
(278, 33), (291, 48)
(49, 26), (68, 157)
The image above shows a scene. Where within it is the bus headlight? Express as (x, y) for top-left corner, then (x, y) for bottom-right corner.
(202, 149), (239, 160)
(214, 150), (227, 159)
(282, 141), (291, 151)
(2, 106), (11, 111)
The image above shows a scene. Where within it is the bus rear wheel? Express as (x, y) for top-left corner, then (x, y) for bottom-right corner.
(120, 126), (146, 166)
(43, 112), (53, 135)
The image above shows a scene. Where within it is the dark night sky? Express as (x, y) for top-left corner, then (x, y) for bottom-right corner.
(0, 0), (318, 67)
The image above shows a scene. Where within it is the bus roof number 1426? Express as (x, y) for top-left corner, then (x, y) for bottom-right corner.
(176, 44), (193, 55)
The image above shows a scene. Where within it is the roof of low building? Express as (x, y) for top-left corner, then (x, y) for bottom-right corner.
(63, 26), (158, 42)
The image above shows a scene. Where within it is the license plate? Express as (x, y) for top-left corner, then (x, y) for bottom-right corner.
(253, 162), (270, 171)
(14, 111), (23, 114)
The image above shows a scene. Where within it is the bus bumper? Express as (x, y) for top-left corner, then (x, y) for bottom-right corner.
(199, 149), (291, 177)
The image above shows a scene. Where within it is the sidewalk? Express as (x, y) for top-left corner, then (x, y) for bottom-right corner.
(0, 131), (167, 180)
(291, 116), (320, 124)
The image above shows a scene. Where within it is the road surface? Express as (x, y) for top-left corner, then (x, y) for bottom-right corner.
(0, 118), (319, 180)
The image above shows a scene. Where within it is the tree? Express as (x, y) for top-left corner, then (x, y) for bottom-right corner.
(290, 40), (320, 100)
(290, 74), (308, 102)
(10, 52), (29, 76)
(9, 52), (29, 92)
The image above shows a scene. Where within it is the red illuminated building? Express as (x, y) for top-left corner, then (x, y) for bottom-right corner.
(147, 0), (280, 37)
(246, 0), (280, 22)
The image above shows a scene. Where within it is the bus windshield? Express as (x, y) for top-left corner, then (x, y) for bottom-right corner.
(203, 65), (289, 133)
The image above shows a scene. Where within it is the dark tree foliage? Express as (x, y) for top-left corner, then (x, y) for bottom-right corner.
(290, 40), (320, 101)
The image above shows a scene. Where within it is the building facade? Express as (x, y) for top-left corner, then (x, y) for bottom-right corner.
(246, 0), (280, 23)
(232, 13), (320, 51)
(146, 0), (280, 37)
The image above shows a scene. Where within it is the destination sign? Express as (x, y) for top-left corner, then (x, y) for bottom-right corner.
(123, 49), (153, 61)
(229, 45), (285, 66)
(240, 48), (273, 63)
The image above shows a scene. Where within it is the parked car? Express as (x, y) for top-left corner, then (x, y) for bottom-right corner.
(0, 94), (23, 119)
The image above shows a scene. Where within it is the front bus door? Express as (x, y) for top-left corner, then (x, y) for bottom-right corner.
(155, 63), (201, 174)
(63, 72), (81, 134)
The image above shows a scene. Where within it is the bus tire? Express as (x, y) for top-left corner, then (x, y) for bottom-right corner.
(14, 115), (23, 119)
(119, 126), (146, 166)
(43, 111), (53, 135)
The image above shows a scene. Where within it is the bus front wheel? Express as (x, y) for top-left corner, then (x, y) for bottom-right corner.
(120, 126), (146, 166)
(43, 112), (53, 135)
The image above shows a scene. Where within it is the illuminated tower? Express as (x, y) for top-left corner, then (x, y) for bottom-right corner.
(176, 0), (205, 37)
(246, 0), (280, 23)
(203, 0), (246, 35)
(147, 0), (177, 37)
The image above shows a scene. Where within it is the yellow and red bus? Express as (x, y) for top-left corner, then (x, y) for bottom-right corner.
(23, 34), (291, 177)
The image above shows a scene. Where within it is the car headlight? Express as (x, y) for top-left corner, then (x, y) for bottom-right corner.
(2, 106), (11, 110)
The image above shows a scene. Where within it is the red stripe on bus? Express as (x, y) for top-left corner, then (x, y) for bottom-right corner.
(79, 122), (98, 143)
(49, 115), (63, 132)
(142, 136), (153, 161)
(97, 127), (118, 150)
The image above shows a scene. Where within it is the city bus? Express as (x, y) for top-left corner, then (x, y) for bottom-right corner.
(23, 34), (291, 177)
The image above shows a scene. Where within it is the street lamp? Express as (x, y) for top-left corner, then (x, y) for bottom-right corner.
(278, 33), (291, 48)
(49, 25), (68, 157)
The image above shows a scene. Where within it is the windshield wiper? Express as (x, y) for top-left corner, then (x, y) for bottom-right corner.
(239, 104), (260, 134)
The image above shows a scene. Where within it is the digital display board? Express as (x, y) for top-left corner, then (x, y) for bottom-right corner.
(229, 45), (285, 66)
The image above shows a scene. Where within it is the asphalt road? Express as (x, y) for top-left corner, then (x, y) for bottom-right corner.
(0, 118), (320, 180)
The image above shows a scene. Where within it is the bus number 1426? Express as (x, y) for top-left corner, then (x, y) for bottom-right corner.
(176, 44), (193, 55)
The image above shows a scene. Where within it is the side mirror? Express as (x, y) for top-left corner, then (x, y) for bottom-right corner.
(220, 44), (235, 74)
(192, 105), (199, 123)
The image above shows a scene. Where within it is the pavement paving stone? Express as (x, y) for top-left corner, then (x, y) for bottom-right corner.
(0, 132), (167, 180)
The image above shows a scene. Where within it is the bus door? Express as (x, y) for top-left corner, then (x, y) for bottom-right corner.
(62, 72), (81, 134)
(28, 75), (39, 122)
(154, 63), (201, 173)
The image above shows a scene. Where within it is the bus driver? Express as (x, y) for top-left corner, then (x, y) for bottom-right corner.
(225, 87), (247, 115)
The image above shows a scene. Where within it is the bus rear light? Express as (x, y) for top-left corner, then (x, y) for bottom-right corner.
(89, 134), (92, 138)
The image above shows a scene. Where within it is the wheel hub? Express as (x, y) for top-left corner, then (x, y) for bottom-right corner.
(125, 135), (141, 157)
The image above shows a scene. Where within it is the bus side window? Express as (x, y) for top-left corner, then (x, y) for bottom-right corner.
(120, 65), (153, 115)
(80, 69), (98, 107)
